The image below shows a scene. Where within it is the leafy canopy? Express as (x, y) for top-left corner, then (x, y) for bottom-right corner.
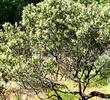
(0, 0), (110, 99)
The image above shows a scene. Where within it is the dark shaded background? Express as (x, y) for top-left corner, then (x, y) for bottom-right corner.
(0, 0), (43, 24)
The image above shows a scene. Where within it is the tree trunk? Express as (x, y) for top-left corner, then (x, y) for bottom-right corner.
(88, 91), (110, 99)
(79, 96), (88, 100)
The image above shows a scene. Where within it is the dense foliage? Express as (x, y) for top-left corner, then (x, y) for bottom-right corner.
(0, 0), (110, 100)
(0, 0), (109, 24)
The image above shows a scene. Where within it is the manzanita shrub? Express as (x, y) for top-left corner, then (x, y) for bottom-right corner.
(0, 0), (110, 99)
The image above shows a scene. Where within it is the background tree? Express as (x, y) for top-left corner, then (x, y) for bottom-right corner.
(0, 0), (43, 24)
(0, 0), (110, 100)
